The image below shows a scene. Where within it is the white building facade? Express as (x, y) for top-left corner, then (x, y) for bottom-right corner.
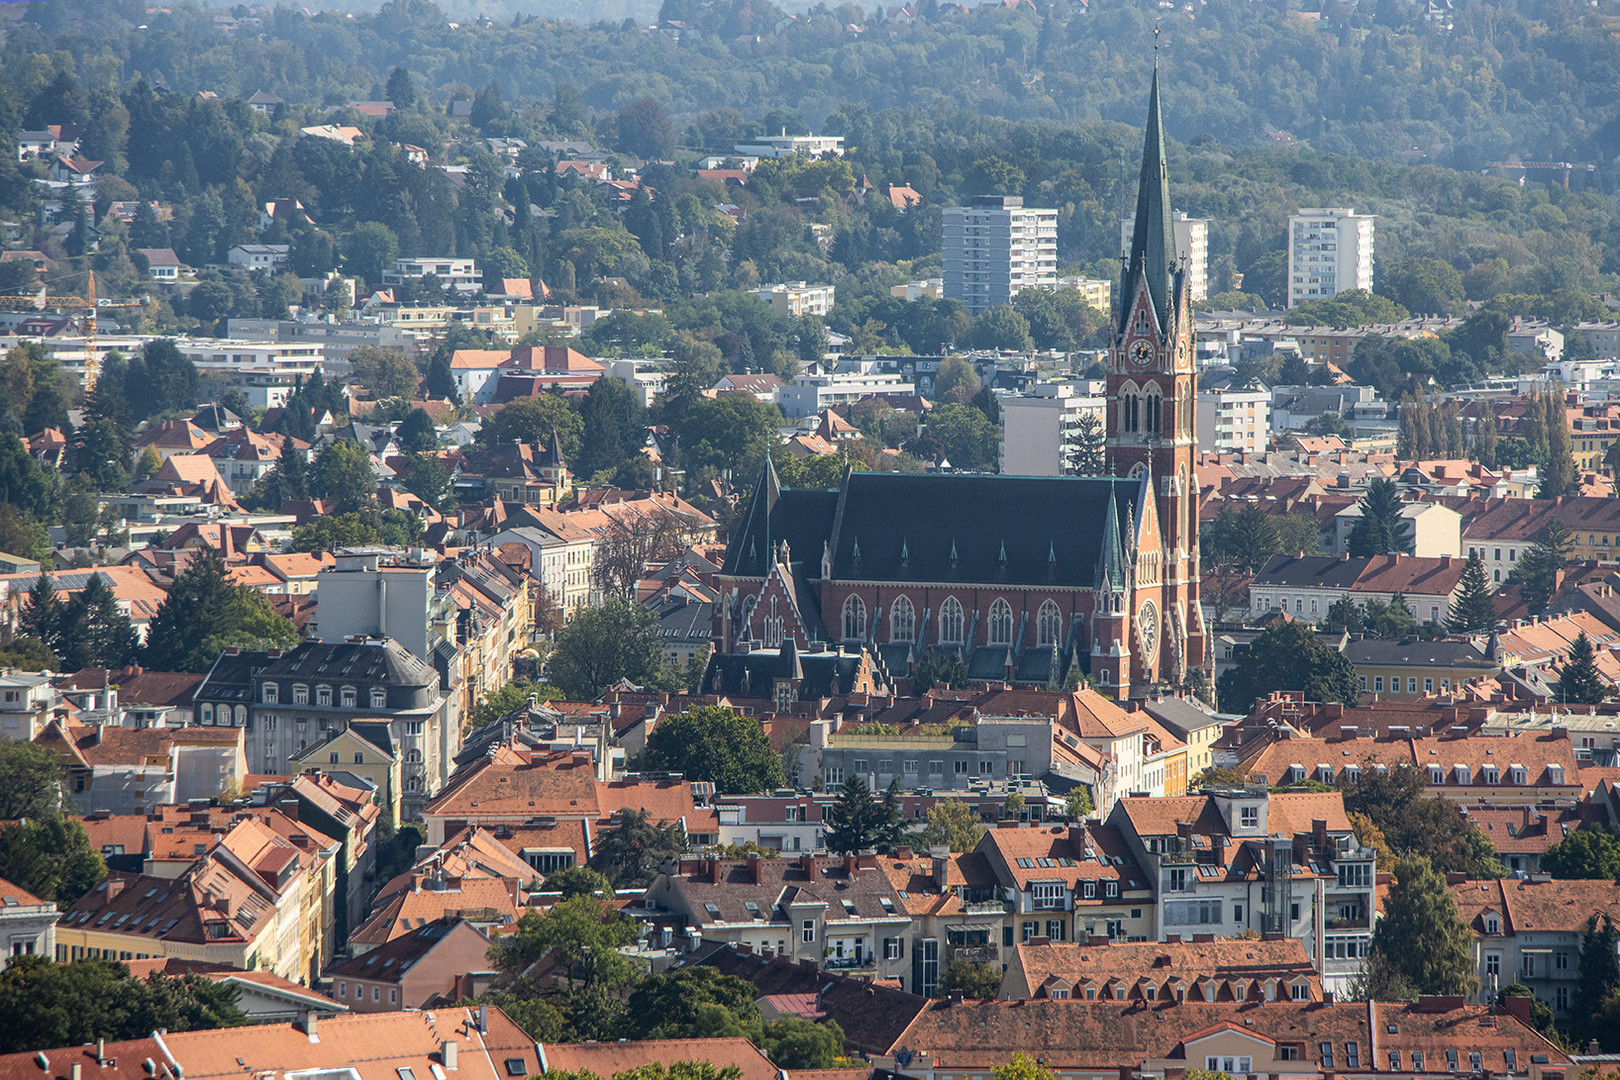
(942, 196), (1058, 315)
(1288, 208), (1375, 307)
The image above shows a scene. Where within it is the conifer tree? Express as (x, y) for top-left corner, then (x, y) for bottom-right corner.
(18, 574), (61, 658)
(1475, 407), (1498, 469)
(1558, 632), (1607, 705)
(1365, 853), (1480, 998)
(1448, 552), (1497, 634)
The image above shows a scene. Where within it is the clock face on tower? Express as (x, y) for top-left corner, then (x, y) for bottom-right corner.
(1130, 340), (1155, 367)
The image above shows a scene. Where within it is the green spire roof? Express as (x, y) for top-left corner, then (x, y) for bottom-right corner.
(1120, 67), (1178, 335)
(1096, 483), (1126, 591)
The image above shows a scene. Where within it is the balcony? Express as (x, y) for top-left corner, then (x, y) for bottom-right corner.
(824, 956), (876, 971)
(949, 945), (1000, 963)
(1326, 915), (1370, 930)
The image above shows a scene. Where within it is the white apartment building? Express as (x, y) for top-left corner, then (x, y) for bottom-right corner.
(1195, 386), (1271, 453)
(942, 196), (1058, 315)
(173, 338), (325, 377)
(733, 133), (845, 158)
(999, 381), (1107, 476)
(758, 281), (835, 318)
(776, 368), (916, 418)
(382, 257), (482, 294)
(1288, 209), (1375, 307)
(1121, 210), (1209, 302)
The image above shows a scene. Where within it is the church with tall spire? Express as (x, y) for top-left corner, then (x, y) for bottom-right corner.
(707, 73), (1205, 700)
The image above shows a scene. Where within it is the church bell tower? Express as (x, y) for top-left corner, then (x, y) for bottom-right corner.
(1105, 65), (1207, 690)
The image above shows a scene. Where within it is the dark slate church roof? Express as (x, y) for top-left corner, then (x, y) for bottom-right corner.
(702, 643), (867, 698)
(724, 469), (1138, 590)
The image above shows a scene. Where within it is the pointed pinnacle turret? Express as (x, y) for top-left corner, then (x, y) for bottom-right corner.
(1096, 486), (1126, 592)
(1119, 66), (1177, 337)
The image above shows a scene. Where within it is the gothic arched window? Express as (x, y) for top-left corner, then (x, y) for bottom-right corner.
(1038, 600), (1063, 647)
(891, 596), (916, 643)
(988, 598), (1014, 646)
(939, 597), (964, 645)
(842, 595), (867, 642)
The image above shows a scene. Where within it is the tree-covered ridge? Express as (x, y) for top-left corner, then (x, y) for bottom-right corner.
(15, 0), (1620, 178)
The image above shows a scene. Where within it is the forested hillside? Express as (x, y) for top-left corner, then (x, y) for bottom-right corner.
(10, 0), (1620, 177)
(0, 0), (1616, 386)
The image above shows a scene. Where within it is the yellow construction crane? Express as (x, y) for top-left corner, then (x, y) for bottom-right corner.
(0, 269), (99, 388)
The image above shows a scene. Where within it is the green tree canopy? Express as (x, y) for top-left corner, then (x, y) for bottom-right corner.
(139, 548), (301, 672)
(1542, 828), (1620, 880)
(0, 957), (248, 1053)
(547, 598), (669, 699)
(1216, 620), (1360, 713)
(1365, 853), (1480, 999)
(639, 706), (784, 795)
(824, 776), (905, 854)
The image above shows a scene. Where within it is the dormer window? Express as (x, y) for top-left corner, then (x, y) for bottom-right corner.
(370, 687), (386, 709)
(262, 683), (278, 705)
(1549, 765), (1565, 784)
(1485, 912), (1501, 934)
(341, 686), (357, 708)
(1509, 764), (1527, 784)
(1483, 765), (1499, 784)
(1428, 765), (1445, 784)
(317, 685), (332, 706)
(1455, 765), (1472, 785)
(293, 684), (309, 705)
(1315, 765), (1334, 784)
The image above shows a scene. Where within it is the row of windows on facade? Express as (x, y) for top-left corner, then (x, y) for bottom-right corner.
(260, 683), (387, 708)
(1256, 595), (1444, 622)
(1360, 675), (1453, 694)
(835, 596), (1063, 645)
(822, 758), (1002, 786)
(335, 980), (397, 1004)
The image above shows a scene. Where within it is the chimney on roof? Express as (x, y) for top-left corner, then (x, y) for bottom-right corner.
(441, 1041), (459, 1071)
(747, 852), (764, 884)
(277, 797), (299, 822)
(298, 1010), (318, 1042)
(96, 1040), (106, 1066)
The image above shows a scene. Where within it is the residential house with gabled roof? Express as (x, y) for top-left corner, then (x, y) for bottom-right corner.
(288, 721), (400, 825)
(1449, 876), (1620, 1019)
(0, 1005), (543, 1080)
(643, 852), (915, 987)
(977, 821), (1155, 948)
(348, 868), (520, 955)
(124, 957), (346, 1021)
(687, 941), (930, 1056)
(540, 1038), (781, 1080)
(326, 917), (494, 1011)
(1233, 729), (1581, 805)
(55, 816), (325, 981)
(54, 666), (205, 728)
(867, 997), (1569, 1080)
(1106, 787), (1377, 992)
(999, 936), (1320, 1002)
(1249, 553), (1468, 628)
(1456, 801), (1600, 875)
(35, 720), (246, 814)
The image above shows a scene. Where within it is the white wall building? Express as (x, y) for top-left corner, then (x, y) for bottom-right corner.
(1122, 210), (1209, 302)
(942, 196), (1058, 315)
(227, 244), (290, 273)
(383, 257), (482, 294)
(999, 381), (1107, 475)
(776, 368), (916, 418)
(1288, 208), (1374, 308)
(733, 133), (845, 158)
(173, 339), (325, 377)
(310, 552), (439, 664)
(758, 282), (835, 318)
(1195, 386), (1271, 453)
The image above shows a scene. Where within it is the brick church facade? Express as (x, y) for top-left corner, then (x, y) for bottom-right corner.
(711, 70), (1206, 698)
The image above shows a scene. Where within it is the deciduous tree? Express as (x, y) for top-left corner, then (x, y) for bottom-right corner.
(639, 705), (784, 795)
